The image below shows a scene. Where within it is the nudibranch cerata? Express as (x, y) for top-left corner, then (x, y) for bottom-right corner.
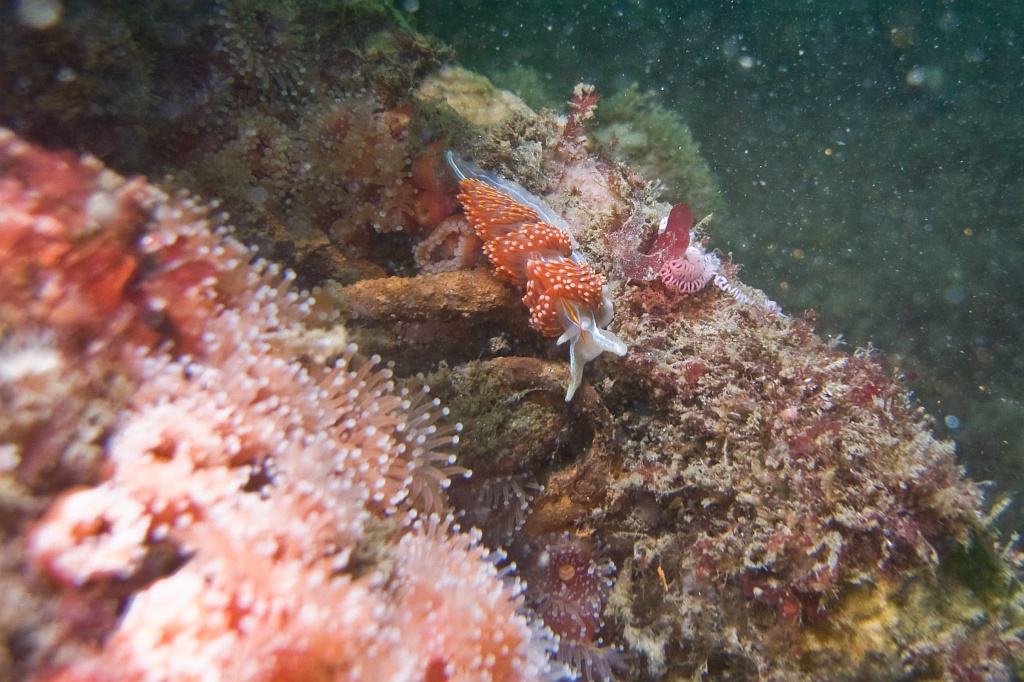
(446, 151), (627, 401)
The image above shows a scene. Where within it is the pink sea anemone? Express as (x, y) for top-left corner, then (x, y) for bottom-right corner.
(391, 516), (558, 682)
(0, 127), (558, 682)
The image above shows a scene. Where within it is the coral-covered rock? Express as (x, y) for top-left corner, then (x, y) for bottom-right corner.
(418, 66), (536, 127)
(0, 129), (556, 682)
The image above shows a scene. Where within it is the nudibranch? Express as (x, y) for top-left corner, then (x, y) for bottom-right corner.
(446, 151), (627, 401)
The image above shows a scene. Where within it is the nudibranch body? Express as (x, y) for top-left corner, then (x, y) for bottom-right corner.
(446, 151), (627, 401)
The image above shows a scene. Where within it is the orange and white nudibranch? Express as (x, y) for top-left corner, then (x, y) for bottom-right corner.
(446, 151), (627, 401)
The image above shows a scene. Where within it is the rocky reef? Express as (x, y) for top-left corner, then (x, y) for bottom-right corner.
(2, 2), (1023, 681)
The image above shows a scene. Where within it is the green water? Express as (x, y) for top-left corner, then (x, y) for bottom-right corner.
(419, 0), (1024, 529)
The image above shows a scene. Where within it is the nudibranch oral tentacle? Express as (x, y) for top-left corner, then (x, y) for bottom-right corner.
(446, 151), (627, 401)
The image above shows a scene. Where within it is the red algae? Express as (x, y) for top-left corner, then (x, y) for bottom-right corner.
(651, 203), (692, 254)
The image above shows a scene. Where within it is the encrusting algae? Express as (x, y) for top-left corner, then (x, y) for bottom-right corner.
(1, 2), (1024, 681)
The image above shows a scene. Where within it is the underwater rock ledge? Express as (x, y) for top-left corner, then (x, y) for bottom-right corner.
(1, 4), (1023, 679)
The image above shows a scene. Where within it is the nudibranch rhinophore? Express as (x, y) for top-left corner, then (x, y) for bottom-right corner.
(446, 151), (627, 401)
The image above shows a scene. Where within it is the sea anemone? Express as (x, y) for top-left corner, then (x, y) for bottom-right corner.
(526, 532), (621, 681)
(1, 128), (558, 681)
(211, 0), (307, 97)
(390, 516), (559, 682)
(453, 473), (543, 547)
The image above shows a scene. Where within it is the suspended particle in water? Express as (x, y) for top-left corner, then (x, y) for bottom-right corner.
(17, 0), (63, 29)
